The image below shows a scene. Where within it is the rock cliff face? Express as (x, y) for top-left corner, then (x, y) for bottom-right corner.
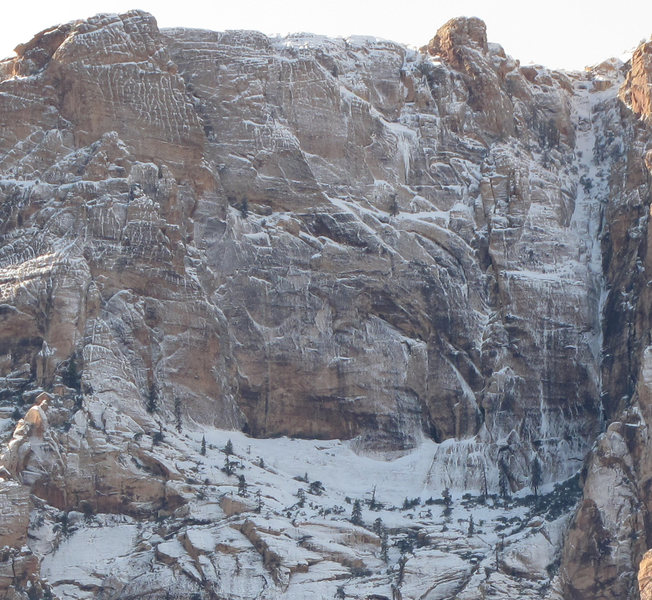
(0, 10), (650, 600)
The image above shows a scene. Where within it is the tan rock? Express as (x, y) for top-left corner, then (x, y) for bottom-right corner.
(621, 39), (652, 118)
(423, 16), (489, 60)
(640, 550), (652, 600)
(0, 480), (30, 548)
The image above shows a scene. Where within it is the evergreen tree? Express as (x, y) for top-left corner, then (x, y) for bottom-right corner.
(468, 514), (474, 536)
(397, 555), (407, 586)
(174, 397), (182, 433)
(351, 499), (363, 525)
(495, 534), (505, 569)
(368, 485), (380, 510)
(256, 489), (263, 513)
(380, 529), (389, 563)
(200, 435), (206, 456)
(224, 439), (234, 456)
(499, 459), (510, 500)
(63, 355), (81, 391)
(58, 511), (70, 537)
(146, 383), (158, 413)
(389, 194), (399, 217)
(480, 463), (488, 501)
(395, 537), (414, 555)
(239, 198), (249, 219)
(442, 487), (452, 517)
(223, 455), (234, 476)
(373, 517), (384, 536)
(531, 455), (542, 497)
(238, 474), (247, 497)
(296, 488), (306, 508)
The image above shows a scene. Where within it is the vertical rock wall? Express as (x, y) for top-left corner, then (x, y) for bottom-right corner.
(0, 10), (650, 600)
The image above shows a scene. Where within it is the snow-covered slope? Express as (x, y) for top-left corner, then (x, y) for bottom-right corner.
(32, 426), (576, 599)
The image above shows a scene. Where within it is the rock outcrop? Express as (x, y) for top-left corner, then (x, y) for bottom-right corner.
(621, 39), (652, 119)
(640, 549), (652, 600)
(0, 10), (650, 600)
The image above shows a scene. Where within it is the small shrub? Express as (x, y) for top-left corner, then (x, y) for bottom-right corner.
(350, 565), (372, 578)
(80, 500), (95, 521)
(309, 480), (325, 495)
(580, 175), (593, 194)
(402, 497), (420, 510)
(395, 537), (414, 555)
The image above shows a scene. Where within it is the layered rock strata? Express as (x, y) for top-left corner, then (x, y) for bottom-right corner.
(0, 10), (650, 600)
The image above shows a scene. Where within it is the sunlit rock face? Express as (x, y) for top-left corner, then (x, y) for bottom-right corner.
(0, 10), (650, 600)
(640, 550), (652, 600)
(621, 39), (652, 119)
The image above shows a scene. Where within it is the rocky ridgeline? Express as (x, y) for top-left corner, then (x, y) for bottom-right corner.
(0, 10), (650, 600)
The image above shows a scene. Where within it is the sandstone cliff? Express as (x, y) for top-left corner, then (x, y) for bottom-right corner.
(0, 11), (650, 600)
